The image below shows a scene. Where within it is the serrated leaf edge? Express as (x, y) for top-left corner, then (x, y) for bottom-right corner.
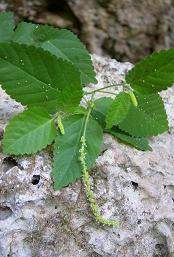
(126, 49), (174, 93)
(13, 23), (97, 84)
(117, 96), (169, 137)
(0, 42), (82, 109)
(2, 108), (57, 155)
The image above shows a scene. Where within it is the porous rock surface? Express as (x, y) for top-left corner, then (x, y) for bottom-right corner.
(0, 55), (174, 257)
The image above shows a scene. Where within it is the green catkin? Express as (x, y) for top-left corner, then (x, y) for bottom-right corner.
(79, 135), (119, 227)
(128, 91), (138, 107)
(57, 115), (65, 135)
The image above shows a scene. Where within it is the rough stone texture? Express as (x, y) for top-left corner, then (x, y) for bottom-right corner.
(1, 0), (174, 62)
(67, 0), (174, 62)
(0, 55), (174, 257)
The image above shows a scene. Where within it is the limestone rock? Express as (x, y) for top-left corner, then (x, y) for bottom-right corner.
(67, 0), (174, 62)
(0, 55), (174, 257)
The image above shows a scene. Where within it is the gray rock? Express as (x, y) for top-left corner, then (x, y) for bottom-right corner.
(0, 55), (174, 257)
(67, 0), (174, 62)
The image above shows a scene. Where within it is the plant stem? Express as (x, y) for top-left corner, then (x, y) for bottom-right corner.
(82, 93), (95, 136)
(97, 91), (116, 96)
(84, 83), (123, 95)
(79, 93), (119, 227)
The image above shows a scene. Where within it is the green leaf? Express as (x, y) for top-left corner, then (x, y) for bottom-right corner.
(0, 42), (82, 113)
(91, 97), (113, 128)
(0, 12), (14, 42)
(52, 114), (103, 190)
(126, 49), (174, 94)
(107, 127), (151, 151)
(64, 105), (87, 115)
(92, 96), (152, 150)
(106, 92), (132, 129)
(13, 22), (97, 84)
(3, 107), (57, 155)
(118, 93), (168, 137)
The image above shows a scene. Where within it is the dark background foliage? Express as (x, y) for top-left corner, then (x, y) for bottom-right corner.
(1, 0), (174, 62)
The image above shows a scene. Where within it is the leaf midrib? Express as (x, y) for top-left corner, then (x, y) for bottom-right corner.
(44, 41), (68, 60)
(44, 41), (89, 79)
(6, 118), (53, 151)
(56, 116), (85, 186)
(0, 56), (57, 92)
